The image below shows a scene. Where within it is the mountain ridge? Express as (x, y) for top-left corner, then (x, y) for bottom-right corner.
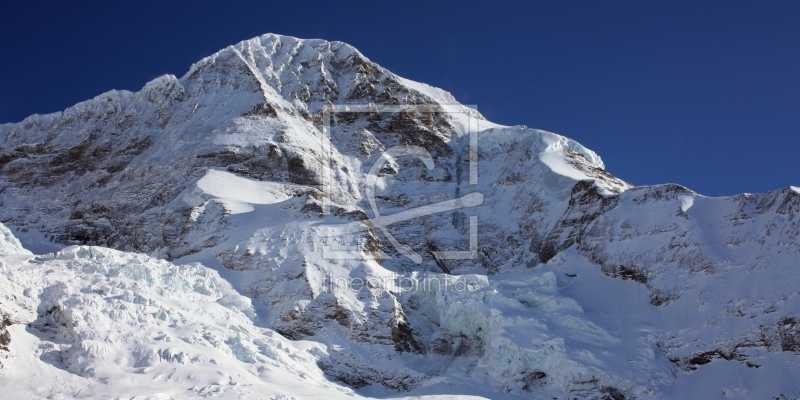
(0, 33), (797, 399)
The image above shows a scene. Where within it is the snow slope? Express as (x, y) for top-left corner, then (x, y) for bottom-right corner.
(0, 223), (500, 399)
(0, 224), (356, 399)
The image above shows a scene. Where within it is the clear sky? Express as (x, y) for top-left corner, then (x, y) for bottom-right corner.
(1, 1), (797, 196)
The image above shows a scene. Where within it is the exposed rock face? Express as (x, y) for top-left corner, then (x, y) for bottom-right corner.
(0, 33), (798, 398)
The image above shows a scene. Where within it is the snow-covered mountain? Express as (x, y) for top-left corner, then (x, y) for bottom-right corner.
(0, 33), (797, 399)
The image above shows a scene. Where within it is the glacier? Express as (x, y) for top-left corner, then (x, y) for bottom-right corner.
(0, 33), (798, 399)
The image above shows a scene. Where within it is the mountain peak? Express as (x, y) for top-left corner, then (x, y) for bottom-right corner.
(0, 33), (797, 399)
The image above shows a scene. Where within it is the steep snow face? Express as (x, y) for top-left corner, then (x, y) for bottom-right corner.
(583, 187), (800, 365)
(0, 33), (798, 399)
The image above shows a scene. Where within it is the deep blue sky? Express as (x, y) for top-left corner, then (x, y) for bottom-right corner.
(1, 1), (797, 196)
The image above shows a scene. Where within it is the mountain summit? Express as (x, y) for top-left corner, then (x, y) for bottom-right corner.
(0, 34), (798, 399)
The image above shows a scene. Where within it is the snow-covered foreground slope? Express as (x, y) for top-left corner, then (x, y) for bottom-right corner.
(0, 223), (355, 399)
(0, 33), (798, 398)
(1, 217), (797, 399)
(0, 223), (497, 399)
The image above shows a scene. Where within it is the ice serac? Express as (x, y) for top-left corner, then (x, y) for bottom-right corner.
(0, 224), (35, 373)
(0, 223), (368, 399)
(0, 33), (798, 399)
(0, 224), (32, 256)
